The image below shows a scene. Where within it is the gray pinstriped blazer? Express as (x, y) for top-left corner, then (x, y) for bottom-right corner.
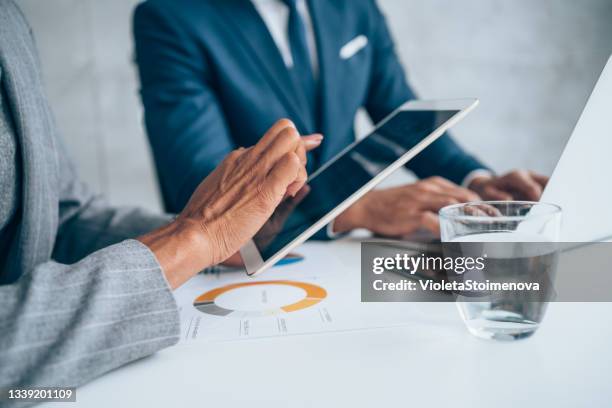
(0, 0), (180, 398)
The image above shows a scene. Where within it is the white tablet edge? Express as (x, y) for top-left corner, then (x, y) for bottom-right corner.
(241, 98), (480, 276)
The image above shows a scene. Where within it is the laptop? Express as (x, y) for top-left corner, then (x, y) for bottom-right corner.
(540, 55), (612, 243)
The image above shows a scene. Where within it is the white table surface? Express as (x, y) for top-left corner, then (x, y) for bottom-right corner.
(52, 241), (612, 408)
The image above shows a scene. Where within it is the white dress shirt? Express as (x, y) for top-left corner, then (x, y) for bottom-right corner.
(251, 0), (319, 77)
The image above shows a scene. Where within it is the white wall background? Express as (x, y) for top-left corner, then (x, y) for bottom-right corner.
(16, 0), (612, 212)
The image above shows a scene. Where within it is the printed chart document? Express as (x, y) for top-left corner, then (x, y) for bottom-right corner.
(173, 242), (453, 343)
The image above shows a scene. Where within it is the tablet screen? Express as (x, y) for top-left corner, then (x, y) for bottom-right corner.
(253, 109), (459, 260)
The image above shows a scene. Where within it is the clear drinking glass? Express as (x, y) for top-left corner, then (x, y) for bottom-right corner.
(439, 201), (562, 340)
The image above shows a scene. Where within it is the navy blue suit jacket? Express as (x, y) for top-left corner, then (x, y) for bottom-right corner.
(134, 0), (486, 213)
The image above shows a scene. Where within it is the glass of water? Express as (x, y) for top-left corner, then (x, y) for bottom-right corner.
(439, 201), (562, 340)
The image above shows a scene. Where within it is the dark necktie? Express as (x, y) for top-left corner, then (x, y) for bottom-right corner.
(281, 0), (317, 126)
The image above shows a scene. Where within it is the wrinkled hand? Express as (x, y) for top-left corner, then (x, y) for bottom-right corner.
(468, 170), (548, 201)
(222, 184), (312, 268)
(178, 120), (321, 265)
(139, 119), (322, 288)
(252, 184), (311, 249)
(334, 176), (480, 237)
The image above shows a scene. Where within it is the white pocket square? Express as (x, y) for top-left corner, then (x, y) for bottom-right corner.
(339, 35), (368, 60)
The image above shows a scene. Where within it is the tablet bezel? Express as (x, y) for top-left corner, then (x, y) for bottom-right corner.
(240, 98), (479, 277)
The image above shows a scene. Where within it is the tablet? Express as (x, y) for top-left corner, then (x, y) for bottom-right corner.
(240, 99), (479, 276)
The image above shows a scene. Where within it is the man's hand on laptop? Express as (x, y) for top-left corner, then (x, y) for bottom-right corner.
(333, 176), (480, 237)
(467, 170), (549, 201)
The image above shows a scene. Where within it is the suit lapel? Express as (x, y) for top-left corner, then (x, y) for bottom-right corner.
(217, 0), (312, 133)
(0, 19), (59, 275)
(307, 0), (343, 139)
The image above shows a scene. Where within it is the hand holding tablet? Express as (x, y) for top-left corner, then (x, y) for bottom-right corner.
(240, 99), (480, 277)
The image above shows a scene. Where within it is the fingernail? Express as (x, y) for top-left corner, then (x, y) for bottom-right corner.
(305, 139), (322, 147)
(303, 135), (323, 142)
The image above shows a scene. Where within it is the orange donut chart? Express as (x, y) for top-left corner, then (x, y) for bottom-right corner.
(193, 280), (327, 317)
